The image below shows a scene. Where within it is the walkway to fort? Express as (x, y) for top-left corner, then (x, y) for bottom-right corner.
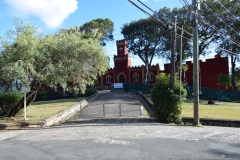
(65, 91), (155, 125)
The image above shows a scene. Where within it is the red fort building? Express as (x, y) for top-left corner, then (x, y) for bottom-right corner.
(96, 39), (229, 90)
(96, 39), (159, 90)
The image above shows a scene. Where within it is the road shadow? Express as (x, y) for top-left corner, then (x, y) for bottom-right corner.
(62, 117), (157, 125)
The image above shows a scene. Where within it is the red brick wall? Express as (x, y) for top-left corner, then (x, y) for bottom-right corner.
(159, 57), (229, 89)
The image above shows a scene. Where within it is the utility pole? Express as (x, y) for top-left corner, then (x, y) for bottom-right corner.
(180, 25), (183, 103)
(192, 0), (200, 126)
(170, 17), (177, 90)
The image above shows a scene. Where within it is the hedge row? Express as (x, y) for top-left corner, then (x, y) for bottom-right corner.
(0, 92), (23, 116)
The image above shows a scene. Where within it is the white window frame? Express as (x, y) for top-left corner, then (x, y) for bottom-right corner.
(133, 73), (139, 82)
(106, 75), (111, 83)
(150, 73), (154, 81)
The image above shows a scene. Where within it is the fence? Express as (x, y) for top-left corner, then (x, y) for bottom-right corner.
(186, 86), (240, 102)
(79, 103), (144, 119)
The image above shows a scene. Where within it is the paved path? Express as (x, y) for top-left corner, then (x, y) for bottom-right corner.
(63, 91), (156, 125)
(0, 91), (240, 159)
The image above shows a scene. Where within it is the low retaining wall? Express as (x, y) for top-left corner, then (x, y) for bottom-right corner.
(137, 91), (240, 128)
(136, 91), (156, 119)
(44, 93), (99, 126)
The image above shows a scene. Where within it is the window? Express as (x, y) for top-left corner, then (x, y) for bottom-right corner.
(150, 73), (154, 81)
(133, 73), (139, 82)
(106, 75), (111, 83)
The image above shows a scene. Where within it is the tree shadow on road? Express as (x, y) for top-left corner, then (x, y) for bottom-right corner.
(62, 117), (156, 125)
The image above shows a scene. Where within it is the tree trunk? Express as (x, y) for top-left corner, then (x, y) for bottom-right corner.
(144, 63), (150, 84)
(5, 84), (12, 92)
(7, 91), (37, 117)
(231, 55), (236, 90)
(7, 79), (41, 117)
(144, 63), (151, 84)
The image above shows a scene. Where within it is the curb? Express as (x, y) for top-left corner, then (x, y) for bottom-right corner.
(43, 92), (99, 127)
(0, 121), (45, 130)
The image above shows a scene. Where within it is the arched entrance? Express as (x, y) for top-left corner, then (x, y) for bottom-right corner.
(118, 74), (125, 83)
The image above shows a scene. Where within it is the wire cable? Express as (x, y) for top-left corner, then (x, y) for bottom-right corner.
(137, 0), (196, 40)
(180, 0), (240, 48)
(215, 0), (240, 23)
(176, 33), (237, 55)
(203, 3), (239, 35)
(128, 0), (170, 31)
(137, 0), (174, 26)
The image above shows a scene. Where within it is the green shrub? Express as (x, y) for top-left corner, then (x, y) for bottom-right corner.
(68, 87), (79, 98)
(151, 73), (187, 123)
(0, 92), (23, 116)
(141, 86), (150, 94)
(85, 88), (97, 96)
(36, 90), (47, 101)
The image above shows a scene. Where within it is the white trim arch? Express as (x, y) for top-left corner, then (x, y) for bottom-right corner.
(106, 75), (111, 83)
(133, 72), (139, 82)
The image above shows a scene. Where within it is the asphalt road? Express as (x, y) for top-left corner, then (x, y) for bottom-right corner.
(0, 91), (240, 160)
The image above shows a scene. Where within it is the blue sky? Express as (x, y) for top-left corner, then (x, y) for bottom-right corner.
(0, 0), (185, 69)
(1, 0), (236, 69)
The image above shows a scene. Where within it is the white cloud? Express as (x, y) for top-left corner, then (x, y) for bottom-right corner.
(4, 0), (78, 29)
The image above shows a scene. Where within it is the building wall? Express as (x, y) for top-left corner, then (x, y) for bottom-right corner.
(97, 39), (229, 90)
(185, 56), (229, 89)
(162, 55), (229, 89)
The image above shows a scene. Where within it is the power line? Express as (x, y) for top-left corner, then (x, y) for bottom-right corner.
(215, 0), (240, 23)
(136, 0), (220, 46)
(137, 0), (155, 14)
(203, 3), (239, 35)
(129, 0), (239, 57)
(176, 33), (237, 55)
(180, 0), (240, 48)
(127, 0), (170, 31)
(135, 0), (196, 41)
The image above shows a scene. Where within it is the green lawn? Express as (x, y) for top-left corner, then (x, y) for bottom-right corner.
(16, 98), (85, 121)
(144, 94), (240, 120)
(182, 98), (240, 120)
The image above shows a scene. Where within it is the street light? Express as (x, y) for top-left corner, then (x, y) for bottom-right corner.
(15, 78), (29, 120)
(16, 79), (22, 90)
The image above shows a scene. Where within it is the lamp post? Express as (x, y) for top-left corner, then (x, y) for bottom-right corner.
(16, 79), (29, 120)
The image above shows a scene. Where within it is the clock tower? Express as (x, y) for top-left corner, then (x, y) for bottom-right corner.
(114, 39), (132, 68)
(116, 39), (127, 55)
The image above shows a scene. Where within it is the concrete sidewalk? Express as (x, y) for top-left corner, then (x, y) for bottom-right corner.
(62, 91), (156, 126)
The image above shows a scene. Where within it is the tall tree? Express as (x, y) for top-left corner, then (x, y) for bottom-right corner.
(80, 18), (114, 46)
(121, 18), (167, 84)
(0, 18), (109, 117)
(154, 7), (192, 69)
(211, 0), (240, 89)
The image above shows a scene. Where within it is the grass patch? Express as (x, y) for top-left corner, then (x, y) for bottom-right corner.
(144, 94), (240, 120)
(14, 98), (85, 121)
(182, 99), (240, 120)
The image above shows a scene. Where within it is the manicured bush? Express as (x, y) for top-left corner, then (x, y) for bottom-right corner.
(85, 88), (97, 96)
(36, 90), (47, 101)
(151, 73), (187, 123)
(0, 92), (23, 116)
